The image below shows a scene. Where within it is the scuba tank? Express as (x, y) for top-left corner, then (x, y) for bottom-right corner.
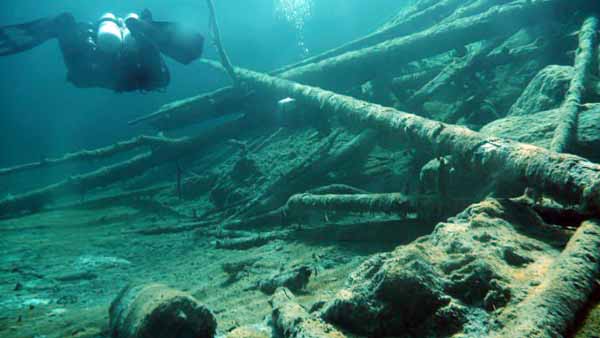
(97, 13), (123, 54)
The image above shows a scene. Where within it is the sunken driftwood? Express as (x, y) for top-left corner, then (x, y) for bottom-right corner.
(0, 117), (247, 217)
(550, 16), (599, 153)
(223, 192), (414, 231)
(0, 135), (176, 178)
(207, 62), (600, 215)
(270, 287), (347, 338)
(496, 219), (600, 337)
(271, 0), (466, 74)
(206, 0), (238, 86)
(131, 0), (565, 132)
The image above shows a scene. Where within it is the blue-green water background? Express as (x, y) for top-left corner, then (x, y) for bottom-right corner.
(0, 0), (408, 191)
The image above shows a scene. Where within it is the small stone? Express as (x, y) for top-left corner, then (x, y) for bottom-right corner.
(14, 282), (23, 291)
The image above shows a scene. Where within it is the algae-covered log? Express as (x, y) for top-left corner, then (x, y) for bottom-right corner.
(109, 284), (217, 338)
(272, 0), (466, 74)
(127, 86), (248, 130)
(207, 62), (600, 214)
(270, 287), (347, 338)
(0, 117), (246, 217)
(132, 0), (570, 132)
(279, 0), (569, 92)
(286, 193), (412, 216)
(0, 135), (176, 178)
(496, 219), (600, 337)
(551, 16), (599, 153)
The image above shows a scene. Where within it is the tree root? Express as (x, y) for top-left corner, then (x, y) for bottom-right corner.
(551, 16), (599, 153)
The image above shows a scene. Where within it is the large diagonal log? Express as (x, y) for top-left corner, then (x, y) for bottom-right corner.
(206, 62), (600, 214)
(495, 219), (600, 337)
(278, 0), (571, 92)
(551, 16), (599, 153)
(271, 0), (467, 74)
(0, 117), (247, 217)
(0, 135), (176, 178)
(131, 0), (574, 132)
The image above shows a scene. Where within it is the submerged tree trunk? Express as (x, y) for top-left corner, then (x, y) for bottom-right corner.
(550, 16), (599, 153)
(205, 61), (600, 215)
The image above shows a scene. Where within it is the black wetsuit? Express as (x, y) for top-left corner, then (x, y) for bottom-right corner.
(55, 13), (170, 92)
(0, 10), (203, 92)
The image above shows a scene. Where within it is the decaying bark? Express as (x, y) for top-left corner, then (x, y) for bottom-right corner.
(0, 135), (176, 177)
(215, 230), (291, 250)
(408, 38), (500, 106)
(550, 16), (599, 153)
(127, 86), (248, 131)
(233, 129), (378, 219)
(270, 287), (347, 338)
(206, 62), (600, 215)
(0, 117), (247, 217)
(286, 193), (412, 217)
(496, 219), (600, 337)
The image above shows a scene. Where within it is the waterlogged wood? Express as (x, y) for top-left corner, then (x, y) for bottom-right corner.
(551, 16), (599, 153)
(0, 117), (247, 217)
(132, 0), (566, 132)
(127, 86), (248, 130)
(272, 0), (466, 75)
(0, 135), (176, 177)
(207, 62), (600, 215)
(286, 193), (412, 216)
(279, 0), (566, 92)
(496, 220), (600, 337)
(270, 287), (347, 338)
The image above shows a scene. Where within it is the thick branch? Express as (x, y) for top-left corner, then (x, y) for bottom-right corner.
(208, 62), (600, 215)
(206, 0), (238, 86)
(0, 135), (176, 177)
(496, 219), (600, 337)
(271, 0), (466, 75)
(0, 117), (247, 217)
(131, 0), (568, 132)
(286, 193), (412, 217)
(270, 288), (347, 338)
(550, 16), (599, 153)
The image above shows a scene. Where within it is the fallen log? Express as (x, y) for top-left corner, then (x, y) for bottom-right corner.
(0, 135), (176, 178)
(495, 219), (600, 337)
(278, 0), (570, 92)
(270, 287), (347, 338)
(286, 193), (412, 217)
(271, 0), (466, 75)
(232, 129), (377, 219)
(551, 16), (599, 153)
(132, 0), (568, 132)
(408, 38), (500, 106)
(0, 117), (247, 217)
(207, 62), (600, 215)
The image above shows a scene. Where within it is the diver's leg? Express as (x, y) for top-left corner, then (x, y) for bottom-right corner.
(0, 12), (75, 56)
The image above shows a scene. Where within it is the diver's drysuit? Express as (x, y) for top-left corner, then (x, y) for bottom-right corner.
(0, 9), (204, 92)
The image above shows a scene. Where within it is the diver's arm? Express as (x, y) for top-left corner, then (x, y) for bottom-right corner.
(125, 11), (204, 65)
(0, 12), (76, 56)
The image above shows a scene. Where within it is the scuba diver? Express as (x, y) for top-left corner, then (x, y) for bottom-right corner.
(0, 9), (204, 92)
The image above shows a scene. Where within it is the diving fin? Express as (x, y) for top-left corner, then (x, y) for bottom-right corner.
(126, 13), (204, 65)
(0, 12), (74, 56)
